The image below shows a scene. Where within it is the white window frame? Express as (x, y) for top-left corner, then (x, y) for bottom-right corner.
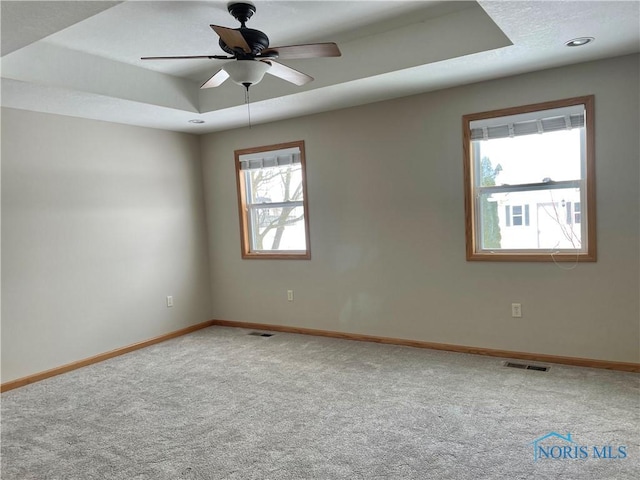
(462, 96), (596, 262)
(235, 141), (311, 259)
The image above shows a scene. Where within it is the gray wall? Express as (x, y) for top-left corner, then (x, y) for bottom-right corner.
(201, 54), (640, 363)
(2, 54), (638, 384)
(1, 109), (212, 382)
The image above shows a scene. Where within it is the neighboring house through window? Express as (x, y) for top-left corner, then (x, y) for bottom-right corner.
(462, 96), (596, 261)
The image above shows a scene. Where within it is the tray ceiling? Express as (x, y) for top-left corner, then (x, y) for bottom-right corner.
(2, 1), (639, 133)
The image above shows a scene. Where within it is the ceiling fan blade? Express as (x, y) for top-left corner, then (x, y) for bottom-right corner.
(259, 43), (341, 60)
(201, 69), (230, 89)
(141, 55), (232, 60)
(261, 60), (313, 86)
(210, 25), (251, 53)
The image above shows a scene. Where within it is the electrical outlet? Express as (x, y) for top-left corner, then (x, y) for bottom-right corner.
(287, 290), (294, 302)
(167, 296), (174, 307)
(511, 303), (522, 318)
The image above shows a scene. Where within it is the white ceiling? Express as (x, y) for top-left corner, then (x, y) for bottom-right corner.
(2, 1), (639, 134)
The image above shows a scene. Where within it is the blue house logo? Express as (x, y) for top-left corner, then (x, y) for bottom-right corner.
(530, 432), (628, 461)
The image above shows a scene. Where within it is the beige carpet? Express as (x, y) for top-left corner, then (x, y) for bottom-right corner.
(2, 326), (638, 479)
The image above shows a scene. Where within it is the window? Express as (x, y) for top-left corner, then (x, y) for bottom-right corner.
(566, 201), (581, 225)
(506, 205), (530, 227)
(462, 96), (596, 261)
(235, 141), (311, 259)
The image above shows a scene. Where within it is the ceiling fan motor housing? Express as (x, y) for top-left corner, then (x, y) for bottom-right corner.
(222, 2), (269, 57)
(219, 27), (269, 57)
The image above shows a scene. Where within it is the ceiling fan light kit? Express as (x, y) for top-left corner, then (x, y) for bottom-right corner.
(222, 60), (271, 87)
(141, 1), (341, 91)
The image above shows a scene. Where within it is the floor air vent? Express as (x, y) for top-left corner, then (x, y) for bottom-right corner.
(504, 361), (549, 372)
(248, 332), (274, 337)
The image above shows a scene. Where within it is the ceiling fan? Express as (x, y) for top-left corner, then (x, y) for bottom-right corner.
(141, 1), (341, 90)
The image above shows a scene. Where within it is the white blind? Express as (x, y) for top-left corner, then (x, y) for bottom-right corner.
(239, 147), (301, 170)
(470, 104), (585, 141)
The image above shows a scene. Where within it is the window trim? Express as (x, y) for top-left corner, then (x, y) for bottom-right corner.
(462, 96), (596, 262)
(234, 140), (311, 260)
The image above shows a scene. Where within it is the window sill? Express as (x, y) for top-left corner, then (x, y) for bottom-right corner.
(467, 251), (596, 262)
(241, 251), (311, 260)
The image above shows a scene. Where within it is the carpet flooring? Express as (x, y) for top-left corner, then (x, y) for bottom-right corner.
(1, 326), (638, 479)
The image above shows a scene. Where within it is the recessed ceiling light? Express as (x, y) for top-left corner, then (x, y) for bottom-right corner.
(188, 119), (205, 124)
(565, 37), (594, 47)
